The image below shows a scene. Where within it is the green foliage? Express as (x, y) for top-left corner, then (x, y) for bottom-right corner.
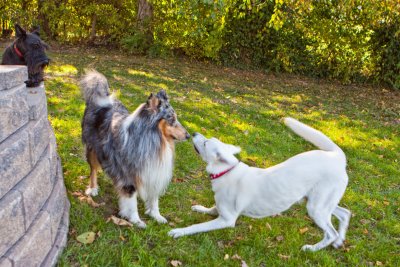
(1, 0), (400, 88)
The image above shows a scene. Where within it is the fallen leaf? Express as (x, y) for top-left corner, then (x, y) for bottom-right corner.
(241, 260), (249, 267)
(278, 254), (290, 260)
(276, 235), (284, 242)
(107, 215), (133, 227)
(97, 231), (101, 237)
(170, 260), (182, 266)
(231, 254), (241, 260)
(119, 235), (126, 241)
(72, 191), (105, 208)
(363, 229), (369, 234)
(360, 219), (370, 225)
(376, 261), (383, 266)
(76, 232), (96, 244)
(248, 225), (253, 231)
(299, 227), (309, 234)
(224, 254), (229, 260)
(84, 196), (105, 208)
(383, 201), (389, 206)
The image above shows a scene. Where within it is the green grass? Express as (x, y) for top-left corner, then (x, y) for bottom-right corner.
(15, 46), (400, 266)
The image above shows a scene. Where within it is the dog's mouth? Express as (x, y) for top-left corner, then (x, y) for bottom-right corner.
(193, 144), (200, 154)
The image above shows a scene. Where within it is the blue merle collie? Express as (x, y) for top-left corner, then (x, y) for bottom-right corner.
(81, 70), (190, 228)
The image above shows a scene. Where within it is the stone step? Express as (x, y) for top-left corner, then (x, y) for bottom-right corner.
(0, 66), (28, 91)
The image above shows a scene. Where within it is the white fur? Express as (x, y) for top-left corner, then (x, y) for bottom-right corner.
(137, 143), (174, 224)
(119, 192), (146, 228)
(95, 94), (114, 107)
(169, 117), (351, 252)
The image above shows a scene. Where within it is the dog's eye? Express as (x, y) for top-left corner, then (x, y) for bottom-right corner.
(32, 43), (40, 48)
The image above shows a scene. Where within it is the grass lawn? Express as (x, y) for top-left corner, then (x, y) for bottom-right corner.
(18, 46), (400, 266)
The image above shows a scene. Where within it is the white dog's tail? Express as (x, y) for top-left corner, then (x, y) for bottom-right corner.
(284, 117), (345, 157)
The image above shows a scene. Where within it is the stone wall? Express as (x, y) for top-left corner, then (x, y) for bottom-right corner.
(0, 66), (70, 267)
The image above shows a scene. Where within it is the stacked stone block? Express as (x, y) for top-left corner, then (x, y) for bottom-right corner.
(0, 66), (70, 267)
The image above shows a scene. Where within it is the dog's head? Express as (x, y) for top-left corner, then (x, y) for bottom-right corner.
(14, 24), (50, 87)
(145, 90), (190, 141)
(192, 133), (241, 170)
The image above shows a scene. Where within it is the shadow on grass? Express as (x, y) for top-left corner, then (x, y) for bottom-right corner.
(43, 48), (400, 266)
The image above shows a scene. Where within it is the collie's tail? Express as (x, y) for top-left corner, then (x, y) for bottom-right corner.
(80, 70), (112, 106)
(284, 117), (345, 158)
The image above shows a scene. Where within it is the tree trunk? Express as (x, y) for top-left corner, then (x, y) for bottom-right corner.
(137, 0), (153, 30)
(89, 13), (97, 44)
(37, 0), (52, 38)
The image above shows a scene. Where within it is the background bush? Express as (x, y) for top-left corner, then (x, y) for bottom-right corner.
(1, 0), (399, 89)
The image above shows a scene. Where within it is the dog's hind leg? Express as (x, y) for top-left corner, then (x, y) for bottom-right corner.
(145, 198), (168, 224)
(332, 206), (351, 248)
(85, 149), (101, 196)
(119, 192), (146, 228)
(302, 210), (339, 252)
(191, 205), (218, 216)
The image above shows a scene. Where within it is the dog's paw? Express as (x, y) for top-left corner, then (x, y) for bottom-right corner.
(153, 214), (168, 224)
(301, 244), (318, 252)
(85, 187), (99, 196)
(332, 238), (344, 249)
(191, 205), (206, 213)
(130, 219), (147, 229)
(168, 228), (185, 238)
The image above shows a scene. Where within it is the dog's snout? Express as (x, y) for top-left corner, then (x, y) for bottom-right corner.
(193, 132), (199, 137)
(185, 133), (191, 140)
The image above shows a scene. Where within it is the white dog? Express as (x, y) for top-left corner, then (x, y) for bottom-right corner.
(169, 118), (351, 251)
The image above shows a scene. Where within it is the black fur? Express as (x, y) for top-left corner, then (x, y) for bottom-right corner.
(1, 24), (49, 87)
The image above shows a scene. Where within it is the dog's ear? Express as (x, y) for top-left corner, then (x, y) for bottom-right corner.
(31, 25), (40, 36)
(156, 90), (168, 101)
(15, 24), (27, 38)
(226, 144), (241, 155)
(147, 93), (160, 111)
(215, 151), (238, 166)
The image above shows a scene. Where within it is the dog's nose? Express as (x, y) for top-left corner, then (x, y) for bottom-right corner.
(193, 132), (199, 137)
(185, 133), (191, 140)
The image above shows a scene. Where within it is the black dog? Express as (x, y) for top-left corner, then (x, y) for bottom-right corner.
(1, 24), (49, 87)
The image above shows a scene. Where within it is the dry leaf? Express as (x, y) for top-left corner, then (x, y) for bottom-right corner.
(383, 201), (389, 206)
(299, 227), (309, 234)
(231, 254), (242, 260)
(76, 232), (96, 244)
(72, 191), (105, 208)
(376, 261), (383, 266)
(360, 219), (370, 225)
(265, 223), (272, 230)
(224, 254), (229, 260)
(278, 254), (290, 260)
(107, 215), (133, 227)
(363, 229), (369, 234)
(170, 260), (182, 266)
(119, 235), (126, 241)
(248, 225), (253, 231)
(241, 260), (249, 267)
(276, 235), (284, 242)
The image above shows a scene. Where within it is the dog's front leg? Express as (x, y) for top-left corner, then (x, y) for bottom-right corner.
(145, 198), (168, 224)
(191, 205), (218, 216)
(168, 216), (236, 238)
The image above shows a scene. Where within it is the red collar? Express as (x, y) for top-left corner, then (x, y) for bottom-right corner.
(13, 43), (24, 59)
(210, 164), (238, 180)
